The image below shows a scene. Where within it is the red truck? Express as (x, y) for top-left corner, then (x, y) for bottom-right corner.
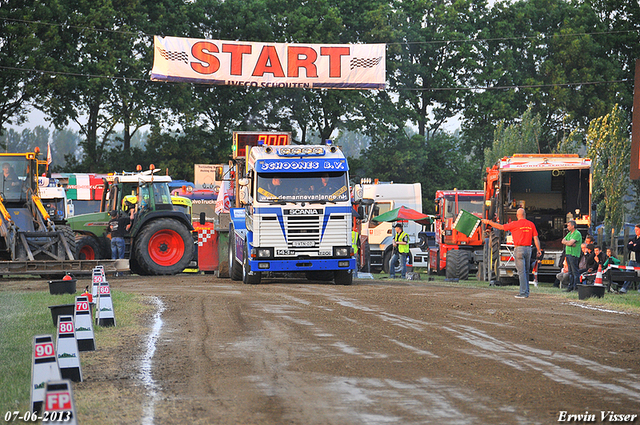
(429, 190), (484, 279)
(482, 154), (592, 285)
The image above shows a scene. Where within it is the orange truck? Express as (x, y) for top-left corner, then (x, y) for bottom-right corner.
(482, 154), (592, 285)
(429, 189), (484, 279)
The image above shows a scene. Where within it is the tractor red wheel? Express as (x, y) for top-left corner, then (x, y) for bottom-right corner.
(134, 218), (195, 275)
(75, 235), (101, 260)
(79, 245), (95, 260)
(148, 229), (185, 266)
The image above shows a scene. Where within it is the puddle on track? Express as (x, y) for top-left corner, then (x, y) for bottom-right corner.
(140, 296), (165, 425)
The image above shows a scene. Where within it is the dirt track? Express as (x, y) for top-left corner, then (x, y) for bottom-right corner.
(33, 274), (640, 424)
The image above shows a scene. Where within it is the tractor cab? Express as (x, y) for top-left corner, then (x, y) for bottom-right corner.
(0, 155), (38, 204)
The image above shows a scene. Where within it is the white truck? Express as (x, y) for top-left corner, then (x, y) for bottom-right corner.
(483, 154), (592, 284)
(352, 181), (429, 273)
(227, 132), (356, 285)
(38, 177), (74, 224)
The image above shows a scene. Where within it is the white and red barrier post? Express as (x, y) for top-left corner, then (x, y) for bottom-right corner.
(96, 280), (116, 327)
(30, 335), (61, 414)
(43, 379), (78, 425)
(55, 315), (82, 382)
(74, 295), (95, 351)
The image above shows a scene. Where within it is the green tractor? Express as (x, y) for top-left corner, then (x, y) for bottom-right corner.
(67, 167), (195, 275)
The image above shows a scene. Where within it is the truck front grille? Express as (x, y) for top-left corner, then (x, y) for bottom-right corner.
(285, 215), (320, 251)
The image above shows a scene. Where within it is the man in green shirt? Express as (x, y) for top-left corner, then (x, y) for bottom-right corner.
(562, 220), (583, 292)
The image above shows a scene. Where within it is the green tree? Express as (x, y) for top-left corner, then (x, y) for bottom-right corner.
(0, 0), (51, 137)
(484, 106), (542, 169)
(388, 0), (485, 140)
(464, 0), (628, 160)
(586, 104), (630, 233)
(37, 0), (193, 171)
(0, 126), (49, 153)
(50, 128), (81, 170)
(352, 130), (477, 211)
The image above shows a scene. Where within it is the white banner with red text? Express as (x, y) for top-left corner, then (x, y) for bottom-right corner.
(151, 36), (385, 90)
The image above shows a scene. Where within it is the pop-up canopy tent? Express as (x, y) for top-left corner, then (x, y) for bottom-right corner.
(371, 206), (433, 226)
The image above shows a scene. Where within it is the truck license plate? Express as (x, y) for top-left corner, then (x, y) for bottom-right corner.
(293, 241), (314, 247)
(541, 259), (554, 265)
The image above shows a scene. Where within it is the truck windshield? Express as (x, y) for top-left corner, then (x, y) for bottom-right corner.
(443, 194), (483, 218)
(457, 195), (483, 215)
(257, 172), (349, 203)
(0, 158), (29, 202)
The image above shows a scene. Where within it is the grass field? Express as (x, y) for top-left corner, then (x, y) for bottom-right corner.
(0, 289), (146, 414)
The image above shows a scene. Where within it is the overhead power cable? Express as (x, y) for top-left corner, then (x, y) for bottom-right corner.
(0, 65), (628, 92)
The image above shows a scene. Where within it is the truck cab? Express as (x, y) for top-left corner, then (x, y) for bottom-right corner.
(228, 133), (356, 285)
(429, 189), (484, 279)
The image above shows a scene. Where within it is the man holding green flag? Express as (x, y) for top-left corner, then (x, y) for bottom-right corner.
(482, 208), (541, 298)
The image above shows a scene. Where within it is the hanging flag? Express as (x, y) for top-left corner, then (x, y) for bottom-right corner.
(47, 142), (52, 170)
(453, 210), (482, 237)
(215, 181), (231, 214)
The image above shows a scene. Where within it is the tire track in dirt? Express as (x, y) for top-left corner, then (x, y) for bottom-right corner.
(79, 275), (640, 424)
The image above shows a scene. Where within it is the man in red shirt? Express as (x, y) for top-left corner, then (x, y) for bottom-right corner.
(482, 208), (542, 298)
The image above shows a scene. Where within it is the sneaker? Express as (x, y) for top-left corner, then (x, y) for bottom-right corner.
(515, 295), (528, 299)
(619, 287), (627, 294)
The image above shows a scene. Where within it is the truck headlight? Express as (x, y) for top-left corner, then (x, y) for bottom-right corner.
(334, 247), (350, 257)
(257, 248), (273, 258)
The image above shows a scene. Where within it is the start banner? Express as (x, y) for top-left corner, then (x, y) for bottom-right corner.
(151, 36), (385, 90)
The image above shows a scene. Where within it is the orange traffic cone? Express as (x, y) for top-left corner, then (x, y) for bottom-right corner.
(594, 264), (603, 286)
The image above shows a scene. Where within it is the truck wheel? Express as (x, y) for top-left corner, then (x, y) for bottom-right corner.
(446, 249), (470, 280)
(242, 245), (261, 284)
(383, 250), (411, 275)
(76, 235), (101, 260)
(228, 227), (242, 281)
(418, 232), (429, 251)
(489, 231), (500, 282)
(383, 250), (393, 274)
(134, 218), (194, 275)
(334, 270), (353, 285)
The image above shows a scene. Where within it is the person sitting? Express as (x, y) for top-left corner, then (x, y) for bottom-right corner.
(1, 163), (20, 192)
(577, 243), (590, 275)
(554, 256), (570, 289)
(587, 245), (605, 273)
(603, 248), (621, 268)
(266, 177), (282, 197)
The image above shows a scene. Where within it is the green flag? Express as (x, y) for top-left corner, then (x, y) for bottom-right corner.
(453, 210), (481, 237)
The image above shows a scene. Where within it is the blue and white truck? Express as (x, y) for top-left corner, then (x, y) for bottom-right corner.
(227, 131), (356, 285)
